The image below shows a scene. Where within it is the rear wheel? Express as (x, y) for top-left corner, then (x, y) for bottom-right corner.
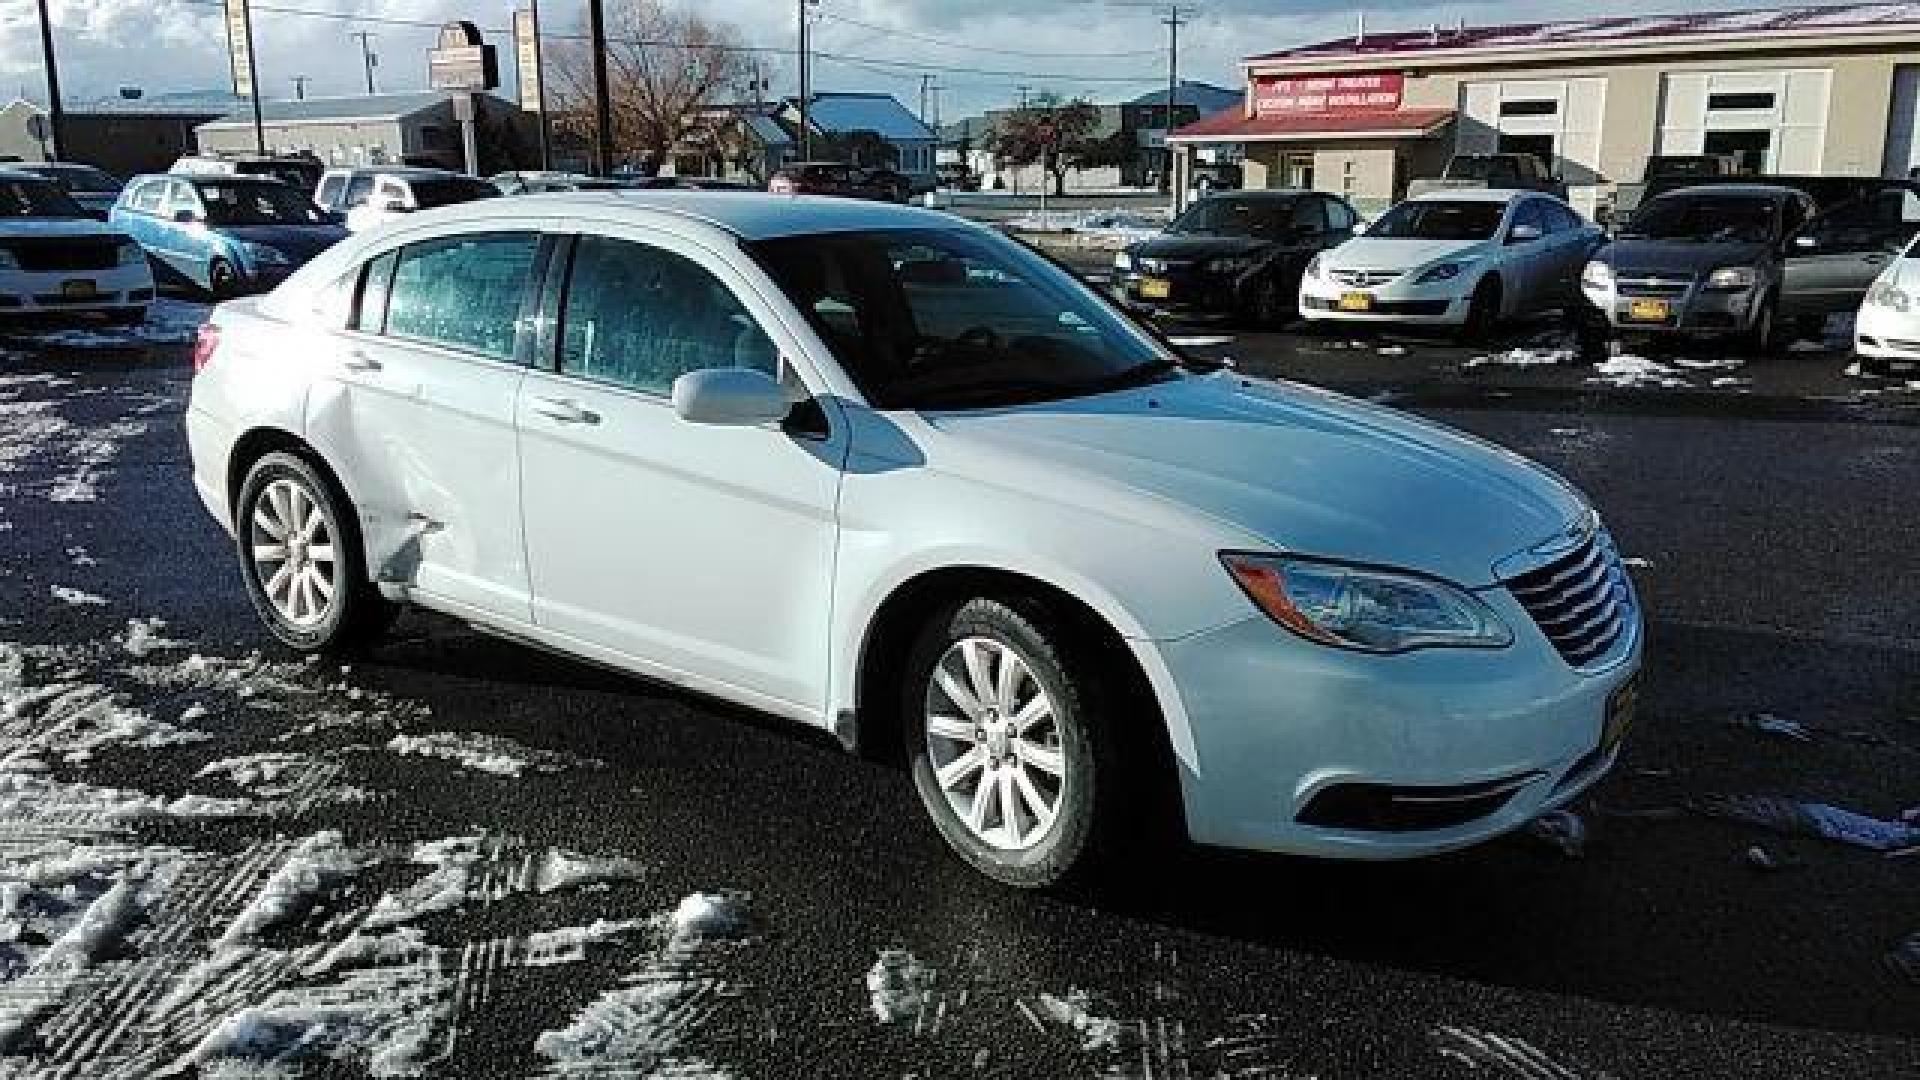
(235, 451), (394, 654)
(903, 597), (1132, 890)
(1457, 277), (1502, 344)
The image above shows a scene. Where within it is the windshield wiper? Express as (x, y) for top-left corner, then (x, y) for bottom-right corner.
(1076, 359), (1185, 395)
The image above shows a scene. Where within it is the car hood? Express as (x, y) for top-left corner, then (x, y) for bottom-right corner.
(0, 217), (127, 240)
(1131, 234), (1273, 262)
(1593, 238), (1774, 276)
(220, 223), (349, 257)
(922, 375), (1588, 588)
(1325, 236), (1489, 271)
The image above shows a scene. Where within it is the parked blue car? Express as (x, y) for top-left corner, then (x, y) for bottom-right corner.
(109, 174), (346, 297)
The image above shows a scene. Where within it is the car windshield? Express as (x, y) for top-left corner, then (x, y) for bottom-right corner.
(410, 176), (497, 209)
(1167, 197), (1292, 238)
(198, 181), (328, 226)
(1367, 200), (1506, 241)
(0, 177), (86, 218)
(1446, 157), (1509, 180)
(37, 165), (120, 194)
(1621, 194), (1779, 244)
(751, 227), (1172, 410)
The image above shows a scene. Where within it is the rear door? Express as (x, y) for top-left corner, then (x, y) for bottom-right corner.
(308, 224), (547, 622)
(1784, 185), (1920, 316)
(1502, 198), (1552, 310)
(515, 226), (847, 715)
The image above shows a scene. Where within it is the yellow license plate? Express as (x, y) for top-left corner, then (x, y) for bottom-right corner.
(1627, 298), (1671, 323)
(1139, 277), (1171, 300)
(61, 280), (98, 299)
(1338, 291), (1374, 312)
(1603, 675), (1639, 754)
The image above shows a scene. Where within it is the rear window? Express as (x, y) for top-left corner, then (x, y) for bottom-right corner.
(0, 177), (86, 218)
(409, 176), (498, 209)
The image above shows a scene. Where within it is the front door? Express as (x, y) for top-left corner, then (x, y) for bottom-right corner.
(316, 227), (543, 622)
(516, 228), (846, 716)
(1784, 186), (1920, 317)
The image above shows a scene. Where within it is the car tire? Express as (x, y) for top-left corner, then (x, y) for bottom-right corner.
(1457, 276), (1502, 344)
(1747, 293), (1784, 355)
(1246, 272), (1294, 330)
(234, 451), (395, 655)
(207, 259), (240, 300)
(903, 596), (1132, 890)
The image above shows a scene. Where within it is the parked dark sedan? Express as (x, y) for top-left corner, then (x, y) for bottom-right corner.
(14, 163), (122, 220)
(1581, 180), (1920, 349)
(768, 162), (910, 202)
(1114, 190), (1360, 327)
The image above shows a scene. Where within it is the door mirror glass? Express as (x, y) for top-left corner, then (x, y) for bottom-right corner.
(1507, 222), (1544, 244)
(671, 368), (791, 427)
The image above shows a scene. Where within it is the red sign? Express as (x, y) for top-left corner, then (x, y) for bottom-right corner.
(1253, 73), (1404, 116)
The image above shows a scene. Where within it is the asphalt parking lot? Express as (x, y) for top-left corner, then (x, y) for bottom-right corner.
(0, 304), (1916, 1078)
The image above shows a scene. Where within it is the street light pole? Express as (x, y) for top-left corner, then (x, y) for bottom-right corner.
(1163, 5), (1185, 207)
(586, 0), (614, 176)
(529, 0), (552, 171)
(350, 32), (378, 95)
(33, 0), (64, 160)
(797, 0), (817, 161)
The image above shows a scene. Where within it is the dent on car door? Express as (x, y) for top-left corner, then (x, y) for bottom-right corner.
(515, 230), (847, 715)
(308, 229), (544, 623)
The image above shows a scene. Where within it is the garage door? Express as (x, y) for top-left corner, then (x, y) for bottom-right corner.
(1658, 69), (1830, 174)
(1887, 65), (1920, 178)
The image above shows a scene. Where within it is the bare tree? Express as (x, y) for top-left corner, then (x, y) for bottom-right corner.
(546, 0), (756, 175)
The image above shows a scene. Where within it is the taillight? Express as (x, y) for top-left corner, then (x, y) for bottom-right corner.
(191, 323), (221, 374)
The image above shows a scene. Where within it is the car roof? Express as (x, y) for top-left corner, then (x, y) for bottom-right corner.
(1198, 188), (1308, 200)
(1410, 188), (1528, 204)
(1650, 183), (1799, 200)
(405, 190), (971, 242)
(326, 166), (464, 180)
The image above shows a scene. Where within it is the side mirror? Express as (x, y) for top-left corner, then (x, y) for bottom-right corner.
(671, 368), (791, 427)
(1508, 223), (1544, 244)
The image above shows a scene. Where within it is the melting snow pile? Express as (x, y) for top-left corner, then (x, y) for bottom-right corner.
(216, 831), (364, 948)
(1588, 353), (1691, 389)
(1023, 988), (1122, 1053)
(866, 949), (936, 1025)
(387, 730), (602, 777)
(48, 585), (107, 607)
(1467, 346), (1572, 369)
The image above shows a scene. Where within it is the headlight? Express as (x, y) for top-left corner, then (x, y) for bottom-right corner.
(242, 242), (290, 267)
(1868, 281), (1911, 312)
(1220, 552), (1513, 653)
(1305, 254), (1324, 280)
(1114, 250), (1135, 272)
(1210, 255), (1258, 275)
(116, 242), (146, 267)
(1415, 262), (1463, 285)
(1705, 266), (1757, 291)
(1582, 260), (1614, 290)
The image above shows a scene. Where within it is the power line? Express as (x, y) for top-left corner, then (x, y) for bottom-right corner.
(816, 11), (1161, 59)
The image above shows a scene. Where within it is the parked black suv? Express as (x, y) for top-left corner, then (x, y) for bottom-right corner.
(1582, 180), (1920, 349)
(1114, 190), (1360, 327)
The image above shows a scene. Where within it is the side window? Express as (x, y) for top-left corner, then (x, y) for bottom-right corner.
(559, 236), (778, 396)
(164, 181), (200, 219)
(1326, 198), (1357, 231)
(128, 180), (163, 213)
(1290, 197), (1330, 233)
(316, 175), (344, 211)
(354, 251), (398, 332)
(1800, 191), (1919, 254)
(382, 233), (540, 361)
(1510, 199), (1546, 237)
(1545, 203), (1580, 233)
(344, 174), (376, 209)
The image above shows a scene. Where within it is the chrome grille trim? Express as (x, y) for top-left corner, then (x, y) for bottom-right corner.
(1329, 269), (1403, 288)
(1504, 531), (1635, 671)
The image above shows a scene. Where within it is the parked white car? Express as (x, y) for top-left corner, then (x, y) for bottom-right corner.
(0, 169), (154, 324)
(185, 193), (1642, 888)
(1854, 231), (1920, 376)
(1301, 189), (1603, 339)
(312, 167), (498, 233)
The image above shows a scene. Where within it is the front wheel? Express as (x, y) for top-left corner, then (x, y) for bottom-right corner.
(234, 452), (393, 654)
(1245, 272), (1295, 330)
(904, 597), (1127, 890)
(1457, 277), (1503, 344)
(1746, 294), (1784, 356)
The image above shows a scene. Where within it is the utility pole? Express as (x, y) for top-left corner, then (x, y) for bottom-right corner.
(1013, 86), (1031, 197)
(350, 31), (378, 95)
(291, 75), (310, 100)
(587, 0), (614, 176)
(1162, 7), (1184, 200)
(527, 1), (552, 171)
(33, 0), (63, 160)
(797, 0), (819, 160)
(918, 74), (932, 125)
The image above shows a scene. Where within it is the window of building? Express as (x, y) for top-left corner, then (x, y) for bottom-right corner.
(382, 233), (541, 361)
(1497, 133), (1557, 168)
(1500, 99), (1558, 117)
(559, 236), (777, 396)
(1703, 130), (1772, 174)
(1708, 92), (1776, 112)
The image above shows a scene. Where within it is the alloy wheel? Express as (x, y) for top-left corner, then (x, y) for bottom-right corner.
(248, 478), (338, 628)
(923, 637), (1066, 851)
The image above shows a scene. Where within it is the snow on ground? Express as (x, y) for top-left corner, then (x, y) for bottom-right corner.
(1588, 354), (1692, 390)
(1432, 1024), (1593, 1078)
(120, 617), (185, 659)
(386, 730), (603, 778)
(48, 585), (106, 607)
(6, 299), (210, 351)
(48, 420), (145, 503)
(1027, 989), (1122, 1053)
(866, 949), (936, 1025)
(1466, 345), (1573, 369)
(216, 832), (364, 948)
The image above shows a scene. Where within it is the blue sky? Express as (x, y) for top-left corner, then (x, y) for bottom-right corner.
(0, 0), (1874, 119)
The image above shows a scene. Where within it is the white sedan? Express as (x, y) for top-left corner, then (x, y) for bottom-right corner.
(1300, 189), (1602, 339)
(0, 169), (153, 324)
(1855, 231), (1920, 376)
(186, 192), (1641, 888)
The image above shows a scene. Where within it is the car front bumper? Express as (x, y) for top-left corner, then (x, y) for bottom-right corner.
(1582, 280), (1760, 338)
(1854, 302), (1920, 371)
(1147, 588), (1643, 859)
(0, 263), (155, 317)
(1113, 266), (1249, 323)
(1298, 272), (1471, 326)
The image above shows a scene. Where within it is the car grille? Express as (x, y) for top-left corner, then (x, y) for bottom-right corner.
(1615, 273), (1692, 298)
(1137, 258), (1193, 275)
(3, 237), (121, 273)
(1329, 269), (1402, 288)
(1505, 531), (1634, 670)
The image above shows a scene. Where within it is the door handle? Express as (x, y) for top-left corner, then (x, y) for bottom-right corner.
(342, 350), (382, 373)
(529, 396), (599, 425)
